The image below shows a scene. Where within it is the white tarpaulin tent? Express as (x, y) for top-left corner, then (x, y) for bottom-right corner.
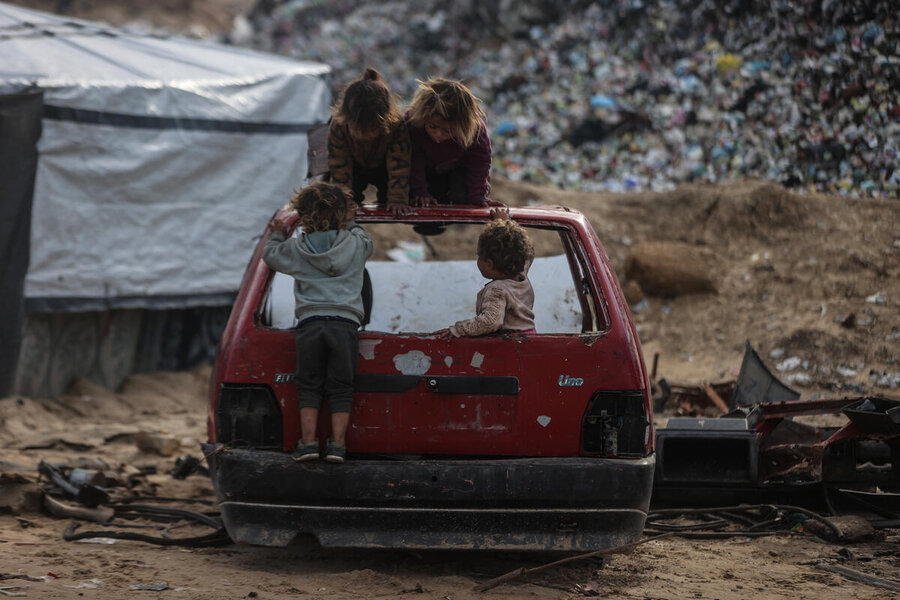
(0, 2), (332, 397)
(0, 1), (331, 311)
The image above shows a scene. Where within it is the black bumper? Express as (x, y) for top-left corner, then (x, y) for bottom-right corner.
(203, 443), (655, 550)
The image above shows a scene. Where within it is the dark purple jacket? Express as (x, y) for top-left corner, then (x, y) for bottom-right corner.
(407, 117), (492, 204)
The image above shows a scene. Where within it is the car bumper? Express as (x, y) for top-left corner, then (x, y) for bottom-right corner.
(202, 443), (655, 551)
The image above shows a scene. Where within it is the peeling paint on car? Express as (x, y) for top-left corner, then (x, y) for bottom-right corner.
(393, 350), (432, 375)
(470, 352), (485, 368)
(444, 356), (453, 367)
(359, 339), (382, 360)
(537, 415), (551, 427)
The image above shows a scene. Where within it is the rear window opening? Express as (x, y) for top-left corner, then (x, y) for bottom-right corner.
(259, 221), (606, 334)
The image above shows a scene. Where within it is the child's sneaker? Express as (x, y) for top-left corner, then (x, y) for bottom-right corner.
(292, 441), (319, 462)
(324, 439), (346, 463)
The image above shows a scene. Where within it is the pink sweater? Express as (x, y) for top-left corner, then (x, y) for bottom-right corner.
(450, 273), (535, 337)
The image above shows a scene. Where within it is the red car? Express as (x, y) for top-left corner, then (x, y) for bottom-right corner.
(203, 204), (654, 551)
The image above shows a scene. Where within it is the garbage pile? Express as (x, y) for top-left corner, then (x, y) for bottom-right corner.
(234, 0), (898, 197)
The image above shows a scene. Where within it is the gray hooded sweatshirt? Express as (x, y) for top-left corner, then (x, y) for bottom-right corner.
(262, 221), (373, 325)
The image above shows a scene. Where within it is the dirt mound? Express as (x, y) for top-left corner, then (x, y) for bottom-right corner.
(625, 242), (719, 297)
(698, 182), (810, 242)
(493, 176), (900, 393)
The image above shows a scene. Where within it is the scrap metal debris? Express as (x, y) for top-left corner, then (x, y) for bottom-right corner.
(645, 504), (844, 539)
(653, 341), (899, 532)
(62, 504), (230, 547)
(20, 452), (232, 548)
(38, 460), (108, 507)
(654, 378), (735, 415)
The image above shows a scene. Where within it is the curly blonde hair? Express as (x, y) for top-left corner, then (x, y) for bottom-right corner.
(290, 182), (352, 233)
(332, 67), (402, 134)
(477, 219), (533, 277)
(406, 77), (486, 148)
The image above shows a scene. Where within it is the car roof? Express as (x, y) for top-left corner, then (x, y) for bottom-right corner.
(275, 203), (590, 227)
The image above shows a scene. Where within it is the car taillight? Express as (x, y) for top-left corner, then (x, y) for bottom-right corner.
(216, 384), (283, 449)
(581, 390), (649, 458)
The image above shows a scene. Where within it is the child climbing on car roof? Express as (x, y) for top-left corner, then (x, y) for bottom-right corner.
(434, 208), (535, 339)
(262, 182), (373, 463)
(405, 77), (493, 206)
(328, 67), (411, 216)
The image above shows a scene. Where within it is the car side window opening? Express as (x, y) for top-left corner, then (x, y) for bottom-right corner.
(561, 229), (606, 333)
(260, 222), (603, 334)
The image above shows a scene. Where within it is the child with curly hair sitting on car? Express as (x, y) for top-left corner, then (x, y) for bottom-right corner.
(434, 208), (535, 339)
(262, 182), (373, 463)
(405, 77), (493, 206)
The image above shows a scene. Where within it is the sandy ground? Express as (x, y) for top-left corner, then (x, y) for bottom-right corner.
(2, 178), (899, 599)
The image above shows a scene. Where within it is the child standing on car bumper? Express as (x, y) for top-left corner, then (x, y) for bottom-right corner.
(262, 182), (373, 463)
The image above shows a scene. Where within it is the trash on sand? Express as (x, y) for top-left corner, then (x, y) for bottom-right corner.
(170, 455), (208, 479)
(652, 378), (735, 416)
(574, 580), (602, 596)
(74, 536), (118, 544)
(43, 495), (114, 523)
(0, 584), (30, 597)
(62, 506), (232, 548)
(129, 581), (169, 591)
(69, 579), (103, 589)
(869, 370), (900, 389)
(776, 356), (802, 371)
(38, 460), (109, 507)
(803, 515), (875, 542)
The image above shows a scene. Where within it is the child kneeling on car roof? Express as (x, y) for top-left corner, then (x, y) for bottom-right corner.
(405, 77), (493, 206)
(434, 208), (535, 339)
(328, 67), (411, 216)
(263, 182), (373, 463)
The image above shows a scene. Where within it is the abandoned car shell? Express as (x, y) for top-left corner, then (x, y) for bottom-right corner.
(204, 204), (655, 551)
